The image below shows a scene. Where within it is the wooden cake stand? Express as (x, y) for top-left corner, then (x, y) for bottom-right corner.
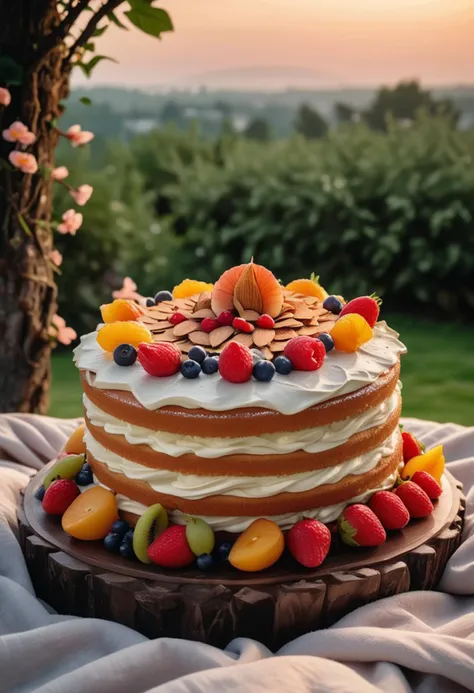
(19, 466), (465, 650)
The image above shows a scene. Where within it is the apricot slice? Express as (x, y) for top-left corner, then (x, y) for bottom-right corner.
(173, 279), (214, 299)
(330, 313), (373, 353)
(212, 262), (284, 318)
(229, 518), (284, 572)
(96, 321), (152, 352)
(100, 299), (143, 323)
(62, 486), (118, 540)
(63, 423), (86, 455)
(286, 277), (328, 301)
(401, 445), (445, 484)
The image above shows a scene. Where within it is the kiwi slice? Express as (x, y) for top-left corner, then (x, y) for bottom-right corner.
(185, 517), (215, 557)
(43, 454), (85, 490)
(132, 503), (168, 564)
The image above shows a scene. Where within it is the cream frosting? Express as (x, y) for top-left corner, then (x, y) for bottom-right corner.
(85, 428), (399, 499)
(73, 321), (406, 415)
(84, 387), (400, 458)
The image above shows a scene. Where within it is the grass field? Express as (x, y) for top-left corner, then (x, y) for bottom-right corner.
(49, 315), (474, 426)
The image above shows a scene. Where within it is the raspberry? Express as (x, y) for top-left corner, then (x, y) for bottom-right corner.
(218, 341), (253, 383)
(257, 314), (275, 329)
(411, 471), (442, 500)
(232, 317), (254, 333)
(138, 342), (181, 377)
(42, 479), (80, 516)
(368, 491), (410, 530)
(394, 481), (433, 518)
(169, 312), (187, 326)
(284, 336), (326, 371)
(217, 311), (234, 327)
(201, 317), (219, 333)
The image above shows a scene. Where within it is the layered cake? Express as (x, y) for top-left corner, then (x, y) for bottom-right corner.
(73, 262), (406, 535)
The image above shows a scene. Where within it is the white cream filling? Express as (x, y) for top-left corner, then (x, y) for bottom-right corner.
(83, 386), (400, 459)
(85, 428), (399, 499)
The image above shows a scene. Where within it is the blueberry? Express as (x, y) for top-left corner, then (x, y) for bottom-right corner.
(111, 519), (130, 537)
(154, 290), (173, 303)
(104, 533), (122, 553)
(323, 295), (343, 315)
(274, 355), (293, 375)
(188, 346), (207, 364)
(123, 528), (135, 546)
(113, 343), (137, 367)
(35, 484), (45, 501)
(180, 359), (201, 379)
(318, 332), (335, 353)
(217, 542), (233, 561)
(196, 553), (215, 571)
(75, 468), (93, 486)
(253, 360), (275, 382)
(119, 541), (135, 560)
(201, 357), (219, 375)
(146, 297), (156, 307)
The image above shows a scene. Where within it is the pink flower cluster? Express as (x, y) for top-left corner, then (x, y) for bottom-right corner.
(49, 314), (77, 345)
(57, 209), (83, 235)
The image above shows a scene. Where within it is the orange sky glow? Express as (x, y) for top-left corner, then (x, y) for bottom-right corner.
(73, 0), (474, 88)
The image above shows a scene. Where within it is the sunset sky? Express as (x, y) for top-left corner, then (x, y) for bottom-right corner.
(73, 0), (474, 88)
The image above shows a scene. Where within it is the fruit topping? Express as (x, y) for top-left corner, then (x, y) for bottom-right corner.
(217, 541), (233, 561)
(43, 453), (85, 490)
(257, 314), (275, 329)
(146, 297), (156, 307)
(147, 524), (195, 568)
(323, 295), (343, 314)
(104, 533), (123, 553)
(196, 553), (215, 571)
(201, 356), (219, 374)
(287, 518), (331, 568)
(75, 462), (93, 486)
(111, 519), (130, 536)
(173, 279), (214, 299)
(394, 481), (433, 518)
(188, 345), (207, 364)
(120, 529), (136, 560)
(61, 486), (119, 540)
(253, 360), (276, 382)
(285, 275), (328, 301)
(338, 504), (386, 547)
(35, 485), (46, 501)
(402, 432), (424, 463)
(284, 335), (326, 371)
(317, 332), (335, 353)
(274, 355), (293, 375)
(229, 518), (284, 572)
(97, 322), (152, 352)
(180, 360), (202, 379)
(217, 310), (234, 327)
(113, 343), (137, 367)
(411, 471), (442, 500)
(64, 423), (86, 455)
(100, 299), (143, 323)
(132, 503), (168, 564)
(200, 317), (219, 333)
(218, 342), (254, 383)
(401, 445), (445, 484)
(138, 342), (181, 377)
(169, 312), (187, 326)
(232, 317), (254, 333)
(330, 313), (373, 353)
(42, 479), (80, 516)
(185, 517), (215, 556)
(211, 262), (283, 318)
(368, 491), (410, 530)
(154, 290), (173, 303)
(339, 295), (380, 327)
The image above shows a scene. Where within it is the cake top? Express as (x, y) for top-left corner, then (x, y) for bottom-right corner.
(73, 261), (407, 414)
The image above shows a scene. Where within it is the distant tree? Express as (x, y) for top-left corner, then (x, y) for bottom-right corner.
(214, 100), (232, 118)
(244, 117), (271, 141)
(334, 102), (358, 125)
(161, 100), (182, 124)
(363, 80), (460, 131)
(220, 116), (237, 137)
(294, 104), (328, 139)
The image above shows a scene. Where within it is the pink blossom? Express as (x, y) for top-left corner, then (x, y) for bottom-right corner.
(57, 209), (83, 235)
(0, 88), (11, 106)
(51, 166), (69, 180)
(49, 249), (63, 267)
(66, 124), (94, 147)
(49, 314), (77, 345)
(112, 277), (143, 303)
(9, 150), (38, 174)
(69, 184), (93, 206)
(2, 120), (36, 145)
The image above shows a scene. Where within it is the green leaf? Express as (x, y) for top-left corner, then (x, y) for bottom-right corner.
(93, 24), (109, 38)
(125, 2), (174, 38)
(17, 214), (32, 236)
(79, 96), (92, 106)
(0, 56), (24, 86)
(77, 55), (118, 78)
(107, 11), (129, 30)
(84, 42), (95, 52)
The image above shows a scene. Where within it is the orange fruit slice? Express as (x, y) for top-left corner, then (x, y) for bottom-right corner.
(62, 486), (118, 540)
(172, 279), (214, 299)
(229, 518), (284, 572)
(402, 445), (445, 484)
(63, 423), (86, 455)
(96, 321), (152, 352)
(331, 314), (373, 353)
(286, 278), (328, 301)
(100, 299), (143, 323)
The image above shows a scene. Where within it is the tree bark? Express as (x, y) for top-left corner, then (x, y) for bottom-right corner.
(0, 0), (70, 413)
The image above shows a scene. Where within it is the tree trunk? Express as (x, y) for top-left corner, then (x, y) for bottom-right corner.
(0, 0), (70, 413)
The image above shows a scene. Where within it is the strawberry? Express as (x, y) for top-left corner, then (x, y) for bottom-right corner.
(169, 312), (187, 326)
(338, 504), (386, 547)
(368, 491), (410, 530)
(217, 311), (234, 327)
(218, 341), (253, 383)
(147, 525), (194, 568)
(232, 317), (254, 333)
(42, 479), (80, 516)
(402, 431), (424, 462)
(287, 519), (331, 568)
(284, 336), (326, 371)
(200, 317), (219, 333)
(339, 295), (380, 328)
(411, 471), (442, 500)
(138, 342), (181, 377)
(257, 314), (275, 329)
(394, 481), (433, 518)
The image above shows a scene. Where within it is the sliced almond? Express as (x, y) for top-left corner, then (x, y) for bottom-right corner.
(195, 292), (212, 311)
(176, 340), (193, 352)
(298, 326), (321, 336)
(233, 296), (245, 316)
(189, 331), (211, 346)
(240, 309), (260, 321)
(233, 333), (254, 347)
(148, 320), (173, 330)
(303, 296), (319, 305)
(269, 341), (286, 352)
(252, 328), (275, 348)
(261, 346), (273, 360)
(173, 320), (200, 337)
(210, 326), (234, 347)
(294, 306), (315, 320)
(274, 328), (297, 341)
(155, 328), (180, 342)
(192, 308), (215, 319)
(276, 318), (303, 328)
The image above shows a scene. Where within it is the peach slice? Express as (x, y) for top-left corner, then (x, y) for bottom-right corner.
(330, 313), (373, 353)
(62, 486), (118, 540)
(212, 262), (283, 318)
(286, 277), (328, 301)
(100, 299), (143, 323)
(96, 321), (152, 352)
(173, 279), (214, 299)
(63, 423), (86, 455)
(229, 518), (284, 572)
(401, 445), (445, 484)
